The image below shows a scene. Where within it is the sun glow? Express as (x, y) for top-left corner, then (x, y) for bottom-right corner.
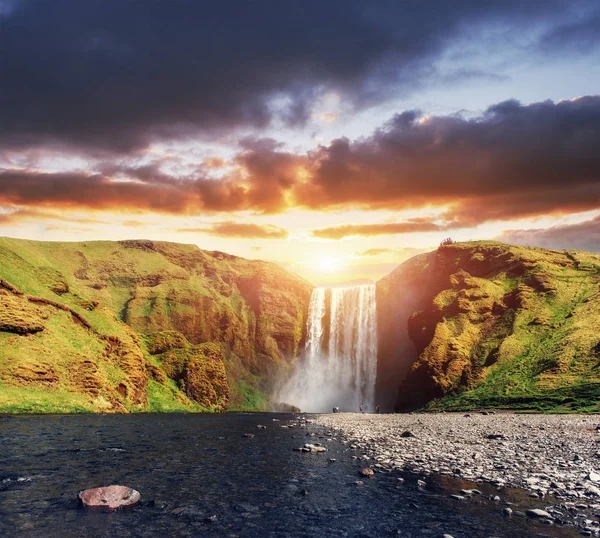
(315, 255), (342, 273)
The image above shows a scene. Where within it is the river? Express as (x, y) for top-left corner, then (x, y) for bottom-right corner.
(0, 413), (580, 537)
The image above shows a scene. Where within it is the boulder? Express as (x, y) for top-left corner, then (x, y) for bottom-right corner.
(78, 485), (140, 510)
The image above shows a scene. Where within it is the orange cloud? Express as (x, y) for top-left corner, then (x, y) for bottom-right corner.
(175, 222), (289, 239)
(312, 220), (447, 239)
(2, 97), (599, 226)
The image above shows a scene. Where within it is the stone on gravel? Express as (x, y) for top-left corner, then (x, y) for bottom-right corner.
(588, 470), (600, 482)
(526, 508), (552, 519)
(78, 485), (140, 510)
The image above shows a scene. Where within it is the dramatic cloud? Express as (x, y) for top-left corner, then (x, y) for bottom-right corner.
(176, 222), (288, 239)
(1, 0), (595, 154)
(312, 219), (447, 240)
(297, 96), (600, 221)
(2, 96), (600, 225)
(0, 169), (247, 213)
(496, 215), (600, 252)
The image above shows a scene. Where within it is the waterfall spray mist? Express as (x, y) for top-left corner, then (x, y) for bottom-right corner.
(279, 284), (378, 412)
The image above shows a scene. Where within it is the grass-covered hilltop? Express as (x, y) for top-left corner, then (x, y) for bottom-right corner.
(0, 237), (312, 413)
(1, 237), (600, 413)
(378, 241), (600, 413)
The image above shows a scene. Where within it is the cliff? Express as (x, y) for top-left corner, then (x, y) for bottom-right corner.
(377, 241), (600, 412)
(0, 237), (312, 413)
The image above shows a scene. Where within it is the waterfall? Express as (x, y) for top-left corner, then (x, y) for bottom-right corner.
(279, 284), (378, 412)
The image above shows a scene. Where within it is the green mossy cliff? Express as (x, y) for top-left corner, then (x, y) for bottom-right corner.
(0, 237), (312, 413)
(377, 241), (600, 412)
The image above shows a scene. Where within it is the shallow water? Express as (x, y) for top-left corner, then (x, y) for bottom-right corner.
(0, 413), (582, 537)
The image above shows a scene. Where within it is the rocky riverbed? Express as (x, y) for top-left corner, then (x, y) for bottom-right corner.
(314, 412), (600, 535)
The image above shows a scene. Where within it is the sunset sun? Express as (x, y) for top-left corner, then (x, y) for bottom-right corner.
(315, 255), (342, 273)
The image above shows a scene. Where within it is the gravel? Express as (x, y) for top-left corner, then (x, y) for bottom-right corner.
(315, 412), (600, 504)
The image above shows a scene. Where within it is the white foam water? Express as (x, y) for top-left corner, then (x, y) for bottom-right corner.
(279, 284), (378, 412)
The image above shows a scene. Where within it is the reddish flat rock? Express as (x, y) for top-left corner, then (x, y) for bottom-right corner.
(78, 485), (140, 510)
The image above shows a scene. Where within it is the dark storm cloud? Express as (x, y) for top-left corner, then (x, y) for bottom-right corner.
(0, 169), (246, 213)
(296, 96), (600, 221)
(0, 0), (589, 154)
(496, 215), (600, 252)
(2, 96), (600, 223)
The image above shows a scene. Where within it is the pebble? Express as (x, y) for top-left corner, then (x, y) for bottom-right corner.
(315, 413), (599, 506)
(526, 508), (552, 519)
(588, 471), (600, 482)
(359, 468), (375, 478)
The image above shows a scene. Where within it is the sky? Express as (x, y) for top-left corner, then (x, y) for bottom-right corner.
(1, 0), (600, 286)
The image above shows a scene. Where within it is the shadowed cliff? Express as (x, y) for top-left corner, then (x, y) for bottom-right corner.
(378, 241), (600, 412)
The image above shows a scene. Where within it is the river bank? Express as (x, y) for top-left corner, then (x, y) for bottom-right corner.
(0, 412), (586, 537)
(315, 412), (600, 534)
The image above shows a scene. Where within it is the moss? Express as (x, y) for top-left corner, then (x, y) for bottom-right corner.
(146, 330), (188, 355)
(0, 293), (46, 334)
(391, 241), (600, 411)
(0, 236), (313, 413)
(183, 343), (229, 410)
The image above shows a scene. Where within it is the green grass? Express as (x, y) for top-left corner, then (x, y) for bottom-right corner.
(397, 241), (600, 412)
(146, 379), (204, 412)
(0, 384), (96, 413)
(227, 379), (268, 411)
(0, 236), (312, 413)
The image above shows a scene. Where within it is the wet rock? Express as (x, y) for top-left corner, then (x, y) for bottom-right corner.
(257, 425), (266, 430)
(461, 489), (482, 496)
(526, 508), (552, 519)
(204, 515), (218, 523)
(417, 480), (427, 488)
(450, 494), (465, 501)
(303, 443), (326, 453)
(236, 502), (259, 513)
(243, 433), (255, 438)
(78, 485), (140, 510)
(359, 467), (374, 478)
(502, 507), (513, 517)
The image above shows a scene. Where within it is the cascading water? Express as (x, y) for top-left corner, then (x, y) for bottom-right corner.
(279, 284), (378, 412)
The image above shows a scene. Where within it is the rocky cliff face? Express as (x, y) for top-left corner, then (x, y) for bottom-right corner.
(378, 241), (600, 412)
(0, 237), (312, 413)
